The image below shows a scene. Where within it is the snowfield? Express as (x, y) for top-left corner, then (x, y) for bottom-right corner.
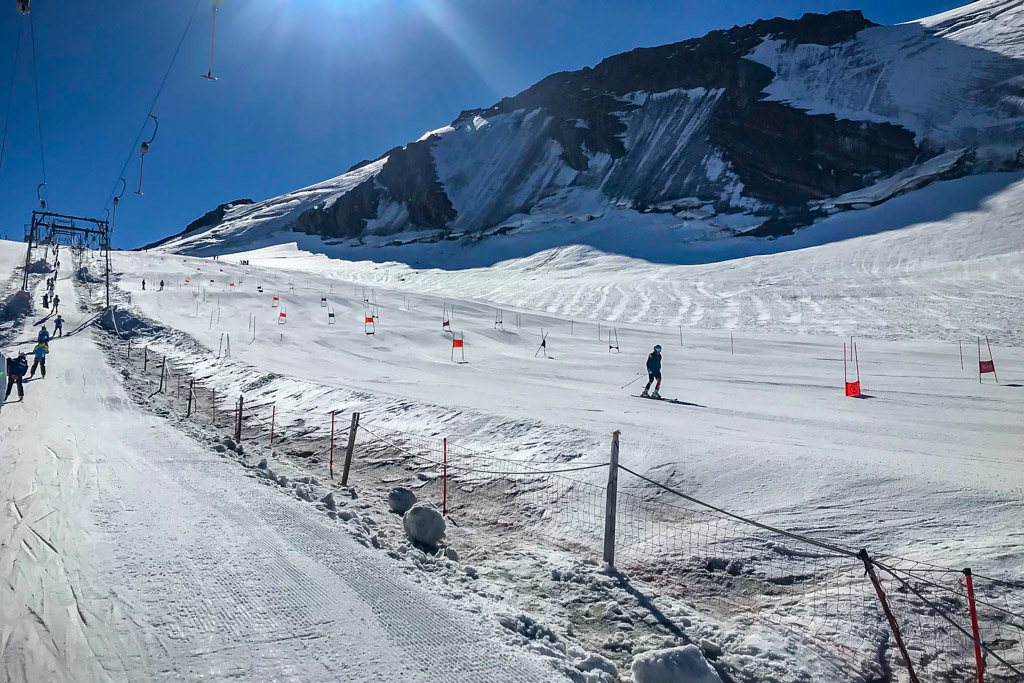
(1, 160), (1022, 681)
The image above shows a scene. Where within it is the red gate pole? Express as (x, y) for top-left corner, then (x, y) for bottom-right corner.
(844, 343), (848, 386)
(978, 337), (982, 384)
(964, 568), (985, 683)
(329, 411), (336, 479)
(270, 405), (276, 446)
(854, 342), (860, 383)
(986, 337), (999, 384)
(443, 438), (448, 516)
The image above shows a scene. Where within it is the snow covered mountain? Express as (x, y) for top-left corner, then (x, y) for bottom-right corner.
(153, 1), (1024, 266)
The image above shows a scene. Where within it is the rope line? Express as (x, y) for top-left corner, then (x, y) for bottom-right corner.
(101, 0), (203, 212)
(359, 424), (608, 476)
(28, 11), (46, 190)
(0, 16), (25, 170)
(618, 464), (857, 559)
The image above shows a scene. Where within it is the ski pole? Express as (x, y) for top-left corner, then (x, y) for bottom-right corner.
(621, 373), (643, 390)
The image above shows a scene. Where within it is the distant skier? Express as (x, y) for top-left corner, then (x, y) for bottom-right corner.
(42, 293), (49, 309)
(51, 294), (60, 314)
(29, 342), (48, 379)
(142, 279), (146, 291)
(53, 315), (64, 338)
(5, 352), (28, 401)
(640, 345), (663, 399)
(159, 279), (165, 291)
(37, 325), (50, 345)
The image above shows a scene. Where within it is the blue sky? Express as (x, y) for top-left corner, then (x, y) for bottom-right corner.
(0, 0), (964, 248)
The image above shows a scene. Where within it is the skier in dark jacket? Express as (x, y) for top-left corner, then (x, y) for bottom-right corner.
(5, 352), (28, 401)
(51, 295), (60, 314)
(641, 345), (663, 399)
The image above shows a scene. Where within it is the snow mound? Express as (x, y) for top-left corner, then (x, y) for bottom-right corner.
(388, 487), (417, 514)
(631, 645), (722, 683)
(403, 504), (445, 547)
(0, 290), (32, 323)
(28, 259), (52, 274)
(75, 266), (103, 283)
(99, 307), (158, 339)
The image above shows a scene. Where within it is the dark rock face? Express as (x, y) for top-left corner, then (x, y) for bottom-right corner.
(293, 139), (456, 240)
(177, 11), (938, 246)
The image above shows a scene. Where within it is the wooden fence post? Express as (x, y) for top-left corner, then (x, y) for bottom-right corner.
(859, 550), (920, 683)
(235, 395), (244, 441)
(329, 411), (336, 479)
(342, 412), (360, 486)
(604, 430), (620, 567)
(270, 405), (276, 446)
(186, 378), (194, 417)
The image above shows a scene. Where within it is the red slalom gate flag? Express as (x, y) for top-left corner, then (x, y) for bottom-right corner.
(980, 360), (995, 374)
(452, 338), (464, 349)
(845, 381), (861, 397)
(365, 316), (374, 324)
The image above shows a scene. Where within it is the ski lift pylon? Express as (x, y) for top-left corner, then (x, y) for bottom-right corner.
(136, 115), (158, 195)
(202, 0), (223, 80)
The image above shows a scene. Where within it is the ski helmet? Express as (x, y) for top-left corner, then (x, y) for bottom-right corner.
(654, 345), (662, 351)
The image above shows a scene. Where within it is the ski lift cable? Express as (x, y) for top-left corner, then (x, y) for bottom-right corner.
(0, 16), (26, 170)
(100, 0), (203, 212)
(29, 10), (47, 192)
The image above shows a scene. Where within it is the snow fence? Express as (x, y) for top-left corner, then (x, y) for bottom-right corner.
(111, 337), (1024, 683)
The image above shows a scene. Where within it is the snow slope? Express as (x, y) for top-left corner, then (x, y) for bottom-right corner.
(111, 165), (1024, 589)
(216, 172), (1024, 344)
(748, 0), (1024, 148)
(0, 260), (571, 681)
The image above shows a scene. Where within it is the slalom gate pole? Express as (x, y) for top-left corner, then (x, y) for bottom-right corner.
(978, 337), (982, 384)
(964, 569), (985, 683)
(859, 550), (920, 683)
(443, 438), (448, 516)
(329, 412), (336, 479)
(187, 379), (194, 417)
(270, 405), (276, 446)
(212, 389), (217, 425)
(986, 336), (999, 384)
(960, 340), (964, 370)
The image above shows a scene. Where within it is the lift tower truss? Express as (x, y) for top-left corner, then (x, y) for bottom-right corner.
(22, 211), (112, 308)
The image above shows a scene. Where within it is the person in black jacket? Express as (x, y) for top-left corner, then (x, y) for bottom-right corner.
(5, 352), (29, 401)
(641, 345), (663, 398)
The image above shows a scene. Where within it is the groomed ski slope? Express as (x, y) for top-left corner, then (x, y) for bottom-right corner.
(119, 171), (1024, 581)
(0, 252), (570, 681)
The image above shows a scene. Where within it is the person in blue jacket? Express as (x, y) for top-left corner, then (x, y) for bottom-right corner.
(37, 325), (50, 345)
(53, 315), (64, 337)
(29, 342), (48, 379)
(5, 352), (28, 400)
(641, 345), (663, 399)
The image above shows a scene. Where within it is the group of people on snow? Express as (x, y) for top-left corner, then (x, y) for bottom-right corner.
(4, 259), (63, 404)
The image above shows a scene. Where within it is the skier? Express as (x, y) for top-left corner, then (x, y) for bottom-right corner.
(51, 294), (60, 314)
(142, 279), (146, 291)
(641, 345), (663, 399)
(29, 342), (48, 379)
(5, 352), (28, 401)
(159, 279), (165, 291)
(37, 325), (50, 345)
(42, 293), (49, 309)
(53, 315), (64, 338)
